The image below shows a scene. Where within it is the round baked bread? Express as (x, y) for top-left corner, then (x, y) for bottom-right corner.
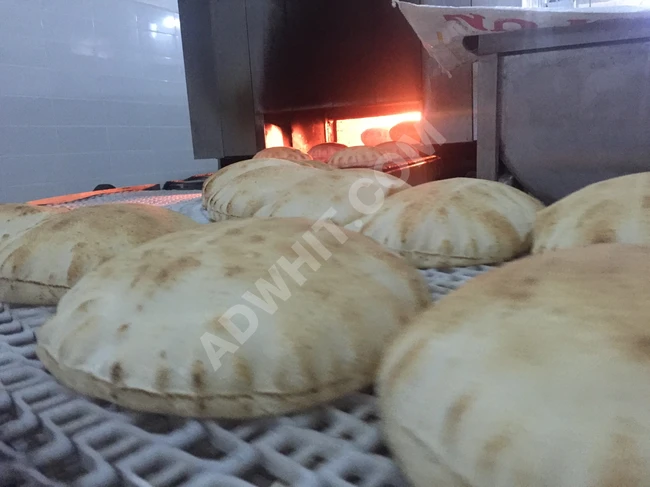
(0, 204), (67, 243)
(533, 172), (650, 253)
(327, 146), (384, 169)
(378, 244), (650, 487)
(349, 178), (544, 268)
(361, 128), (390, 147)
(308, 143), (346, 162)
(202, 159), (410, 226)
(253, 146), (312, 162)
(375, 141), (422, 161)
(0, 204), (199, 306)
(37, 218), (431, 419)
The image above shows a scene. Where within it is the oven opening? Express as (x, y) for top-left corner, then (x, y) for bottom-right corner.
(263, 109), (424, 158)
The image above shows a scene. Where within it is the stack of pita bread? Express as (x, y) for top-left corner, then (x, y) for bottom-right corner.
(378, 244), (650, 487)
(0, 203), (198, 306)
(36, 218), (430, 418)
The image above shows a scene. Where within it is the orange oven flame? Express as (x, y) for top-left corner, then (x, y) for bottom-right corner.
(335, 111), (422, 147)
(264, 124), (285, 148)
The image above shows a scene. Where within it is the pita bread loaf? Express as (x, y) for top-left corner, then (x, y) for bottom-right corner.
(533, 172), (650, 253)
(0, 204), (198, 306)
(253, 146), (312, 162)
(349, 178), (544, 268)
(36, 217), (431, 419)
(328, 146), (384, 169)
(0, 204), (67, 244)
(254, 169), (409, 227)
(203, 159), (410, 226)
(378, 244), (650, 487)
(202, 159), (320, 222)
(375, 141), (423, 160)
(308, 143), (346, 162)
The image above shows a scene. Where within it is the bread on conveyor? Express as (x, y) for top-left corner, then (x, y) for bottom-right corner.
(533, 172), (650, 253)
(308, 142), (346, 162)
(0, 203), (199, 306)
(0, 204), (67, 242)
(253, 146), (312, 162)
(202, 158), (409, 226)
(378, 244), (650, 487)
(327, 146), (384, 168)
(36, 218), (431, 419)
(349, 178), (544, 268)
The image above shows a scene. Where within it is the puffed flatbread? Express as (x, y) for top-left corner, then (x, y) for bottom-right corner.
(533, 172), (650, 253)
(253, 146), (312, 162)
(37, 217), (431, 418)
(327, 146), (384, 169)
(308, 143), (346, 162)
(378, 244), (650, 487)
(0, 203), (199, 306)
(349, 178), (544, 268)
(202, 159), (410, 226)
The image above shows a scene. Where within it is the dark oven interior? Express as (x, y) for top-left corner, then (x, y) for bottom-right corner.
(178, 0), (428, 162)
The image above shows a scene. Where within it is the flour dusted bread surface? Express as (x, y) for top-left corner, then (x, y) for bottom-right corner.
(36, 218), (430, 418)
(351, 178), (544, 268)
(254, 169), (409, 226)
(327, 146), (384, 168)
(202, 158), (410, 226)
(533, 172), (650, 253)
(0, 204), (198, 306)
(0, 204), (67, 239)
(202, 159), (322, 222)
(378, 244), (650, 487)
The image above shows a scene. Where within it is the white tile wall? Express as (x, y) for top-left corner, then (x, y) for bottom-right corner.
(0, 0), (217, 203)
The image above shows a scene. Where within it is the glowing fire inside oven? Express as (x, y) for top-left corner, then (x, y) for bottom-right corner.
(263, 111), (422, 152)
(334, 111), (422, 147)
(265, 124), (285, 148)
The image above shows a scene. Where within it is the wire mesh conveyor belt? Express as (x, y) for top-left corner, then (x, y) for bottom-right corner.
(0, 191), (494, 487)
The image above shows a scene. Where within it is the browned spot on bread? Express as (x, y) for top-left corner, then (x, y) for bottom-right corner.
(160, 351), (167, 359)
(643, 195), (650, 210)
(250, 235), (265, 243)
(479, 433), (512, 473)
(589, 226), (617, 244)
(225, 265), (244, 277)
(626, 335), (650, 362)
(225, 228), (243, 236)
(48, 217), (74, 232)
(15, 205), (43, 216)
(170, 256), (201, 273)
(155, 367), (170, 391)
(66, 254), (86, 284)
(192, 360), (206, 391)
(110, 362), (124, 383)
(233, 356), (253, 387)
(77, 300), (94, 313)
(442, 394), (475, 447)
(136, 304), (143, 312)
(154, 268), (172, 284)
(437, 207), (449, 217)
(7, 246), (31, 274)
(598, 433), (642, 487)
(440, 239), (454, 256)
(398, 314), (411, 326)
(117, 323), (130, 333)
(1, 233), (9, 240)
(314, 288), (331, 300)
(481, 210), (520, 249)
